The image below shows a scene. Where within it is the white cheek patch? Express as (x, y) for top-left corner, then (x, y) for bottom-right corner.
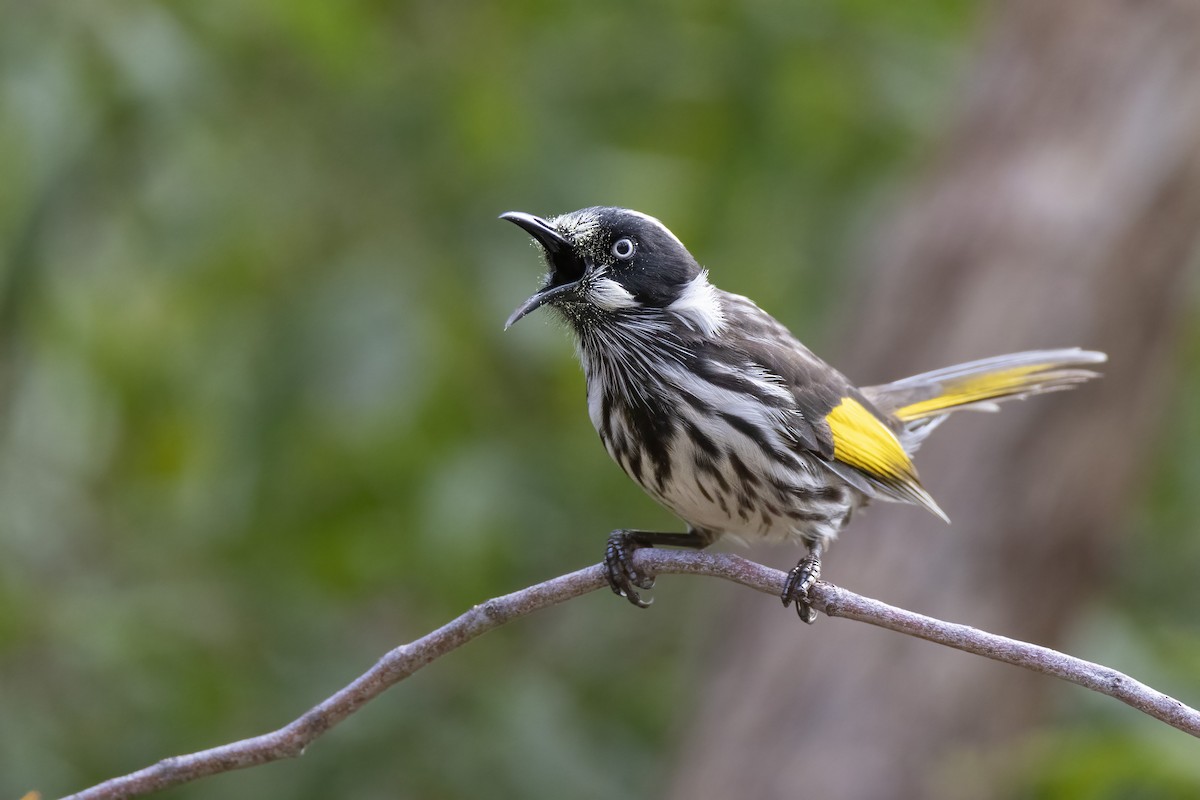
(589, 276), (641, 311)
(667, 271), (725, 335)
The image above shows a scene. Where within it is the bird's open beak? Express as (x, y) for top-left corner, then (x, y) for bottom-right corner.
(501, 211), (585, 329)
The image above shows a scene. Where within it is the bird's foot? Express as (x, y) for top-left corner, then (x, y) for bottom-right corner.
(782, 550), (822, 624)
(604, 530), (657, 608)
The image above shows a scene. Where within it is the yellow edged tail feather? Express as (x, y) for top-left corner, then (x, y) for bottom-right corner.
(825, 349), (1104, 522)
(895, 364), (1064, 421)
(871, 348), (1107, 423)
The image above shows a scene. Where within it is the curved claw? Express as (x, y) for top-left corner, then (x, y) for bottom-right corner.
(604, 530), (656, 608)
(782, 551), (822, 625)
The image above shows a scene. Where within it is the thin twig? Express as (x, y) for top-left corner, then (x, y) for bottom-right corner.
(58, 551), (1200, 800)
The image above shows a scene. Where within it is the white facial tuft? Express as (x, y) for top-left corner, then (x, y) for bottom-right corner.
(666, 271), (725, 335)
(551, 209), (602, 242)
(589, 275), (641, 311)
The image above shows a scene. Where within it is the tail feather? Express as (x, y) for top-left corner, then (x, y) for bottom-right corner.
(863, 348), (1106, 425)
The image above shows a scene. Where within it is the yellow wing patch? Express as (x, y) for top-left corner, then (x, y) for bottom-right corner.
(827, 397), (917, 485)
(827, 397), (948, 521)
(893, 364), (1046, 422)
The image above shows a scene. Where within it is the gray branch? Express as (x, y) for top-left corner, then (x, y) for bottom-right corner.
(59, 551), (1200, 800)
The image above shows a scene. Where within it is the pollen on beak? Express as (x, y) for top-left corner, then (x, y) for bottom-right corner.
(500, 211), (571, 257)
(501, 211), (586, 329)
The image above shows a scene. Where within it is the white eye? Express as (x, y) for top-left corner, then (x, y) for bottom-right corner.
(611, 237), (636, 260)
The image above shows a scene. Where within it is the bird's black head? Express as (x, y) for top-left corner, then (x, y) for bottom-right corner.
(501, 206), (703, 329)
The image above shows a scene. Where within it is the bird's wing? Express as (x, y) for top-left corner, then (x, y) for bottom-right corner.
(721, 294), (946, 520)
(781, 356), (945, 520)
(819, 394), (947, 521)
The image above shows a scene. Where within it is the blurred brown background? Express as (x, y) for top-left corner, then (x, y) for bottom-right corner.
(2, 1), (1198, 798)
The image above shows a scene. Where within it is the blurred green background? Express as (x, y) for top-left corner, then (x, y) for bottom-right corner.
(2, 2), (1198, 798)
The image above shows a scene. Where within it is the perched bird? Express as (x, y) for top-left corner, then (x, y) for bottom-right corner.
(502, 206), (1105, 622)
